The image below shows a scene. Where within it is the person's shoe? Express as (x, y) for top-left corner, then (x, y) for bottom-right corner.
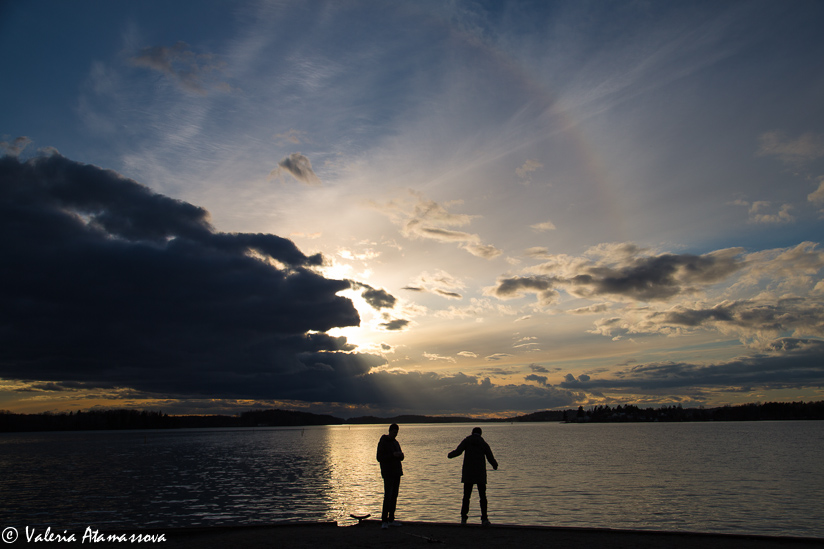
(482, 519), (491, 527)
(389, 521), (403, 527)
(381, 522), (389, 529)
(460, 517), (467, 526)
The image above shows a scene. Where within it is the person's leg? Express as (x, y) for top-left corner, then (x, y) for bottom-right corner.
(387, 476), (401, 522)
(478, 483), (488, 522)
(461, 482), (473, 520)
(381, 477), (392, 523)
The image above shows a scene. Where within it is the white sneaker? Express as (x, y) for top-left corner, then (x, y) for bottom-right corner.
(381, 522), (389, 529)
(389, 521), (403, 527)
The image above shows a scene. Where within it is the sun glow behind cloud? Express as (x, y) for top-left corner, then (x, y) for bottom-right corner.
(1, 1), (823, 415)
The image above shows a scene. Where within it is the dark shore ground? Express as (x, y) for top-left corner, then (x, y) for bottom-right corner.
(41, 520), (824, 549)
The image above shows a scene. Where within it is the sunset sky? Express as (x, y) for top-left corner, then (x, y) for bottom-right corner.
(2, 0), (823, 417)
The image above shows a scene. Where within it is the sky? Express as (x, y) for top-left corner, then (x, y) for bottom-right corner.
(2, 0), (824, 417)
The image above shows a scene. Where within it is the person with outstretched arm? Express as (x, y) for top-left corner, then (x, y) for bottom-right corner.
(447, 427), (498, 526)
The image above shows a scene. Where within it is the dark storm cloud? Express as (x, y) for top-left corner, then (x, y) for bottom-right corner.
(558, 339), (824, 391)
(274, 153), (321, 185)
(0, 153), (387, 400)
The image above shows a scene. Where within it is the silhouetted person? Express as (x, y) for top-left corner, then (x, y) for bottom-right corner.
(448, 427), (498, 526)
(376, 423), (404, 529)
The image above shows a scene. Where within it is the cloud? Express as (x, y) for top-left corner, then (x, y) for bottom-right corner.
(558, 339), (824, 393)
(418, 226), (477, 242)
(379, 318), (410, 331)
(372, 191), (501, 259)
(3, 153), (568, 413)
(562, 251), (744, 301)
(577, 242), (824, 344)
(349, 281), (397, 309)
(272, 153), (322, 185)
(524, 247), (552, 258)
(423, 352), (456, 363)
(434, 289), (463, 299)
(735, 200), (795, 224)
(738, 241), (824, 291)
(587, 317), (631, 341)
(274, 129), (308, 145)
(0, 152), (387, 402)
(485, 276), (559, 306)
(758, 130), (824, 166)
(646, 298), (824, 343)
(516, 159), (543, 180)
(530, 220), (556, 232)
(525, 374), (548, 385)
(405, 270), (465, 299)
(343, 371), (577, 415)
(569, 303), (610, 315)
(809, 178), (824, 213)
(489, 244), (746, 305)
(463, 242), (503, 259)
(130, 41), (231, 95)
(0, 136), (31, 156)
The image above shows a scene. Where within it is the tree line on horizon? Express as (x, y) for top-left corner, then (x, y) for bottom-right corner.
(563, 401), (824, 423)
(1, 400), (822, 432)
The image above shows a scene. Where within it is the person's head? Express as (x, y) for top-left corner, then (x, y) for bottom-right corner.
(389, 423), (399, 437)
(472, 427), (482, 436)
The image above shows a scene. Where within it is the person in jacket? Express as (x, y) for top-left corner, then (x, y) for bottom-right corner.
(447, 427), (498, 526)
(376, 423), (404, 528)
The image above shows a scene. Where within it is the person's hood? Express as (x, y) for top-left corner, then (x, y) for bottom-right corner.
(465, 434), (485, 447)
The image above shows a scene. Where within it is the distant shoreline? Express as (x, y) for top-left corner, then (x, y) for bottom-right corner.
(2, 400), (823, 433)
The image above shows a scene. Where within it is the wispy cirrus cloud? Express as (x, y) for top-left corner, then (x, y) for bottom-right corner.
(758, 131), (824, 166)
(530, 220), (556, 232)
(404, 270), (465, 299)
(371, 191), (502, 259)
(516, 159), (543, 181)
(130, 41), (233, 95)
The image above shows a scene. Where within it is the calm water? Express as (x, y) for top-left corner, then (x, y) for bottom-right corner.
(1, 422), (822, 538)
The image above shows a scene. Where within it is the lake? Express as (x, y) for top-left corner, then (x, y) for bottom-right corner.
(1, 421), (822, 538)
